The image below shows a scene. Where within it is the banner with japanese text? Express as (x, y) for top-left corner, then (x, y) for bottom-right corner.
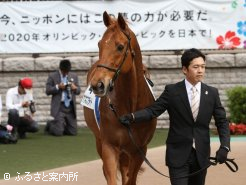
(0, 0), (245, 53)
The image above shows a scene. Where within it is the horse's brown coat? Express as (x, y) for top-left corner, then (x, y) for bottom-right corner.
(83, 11), (157, 185)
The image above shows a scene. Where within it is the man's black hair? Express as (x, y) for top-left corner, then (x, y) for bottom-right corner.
(18, 80), (22, 87)
(181, 48), (206, 68)
(59, 59), (71, 71)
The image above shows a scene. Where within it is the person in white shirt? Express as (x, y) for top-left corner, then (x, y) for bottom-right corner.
(6, 77), (39, 139)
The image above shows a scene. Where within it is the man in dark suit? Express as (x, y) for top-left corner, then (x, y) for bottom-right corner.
(45, 59), (81, 136)
(119, 48), (230, 185)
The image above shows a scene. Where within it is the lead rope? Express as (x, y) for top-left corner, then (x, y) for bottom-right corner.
(108, 99), (238, 179)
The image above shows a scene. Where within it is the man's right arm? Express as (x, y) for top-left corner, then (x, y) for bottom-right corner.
(45, 75), (60, 96)
(119, 85), (169, 125)
(6, 90), (21, 111)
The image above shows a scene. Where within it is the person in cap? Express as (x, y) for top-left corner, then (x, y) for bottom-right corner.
(45, 59), (81, 136)
(6, 77), (39, 139)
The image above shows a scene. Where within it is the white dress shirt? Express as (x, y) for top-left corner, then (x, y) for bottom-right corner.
(185, 79), (201, 107)
(6, 86), (33, 115)
(55, 71), (68, 102)
(185, 79), (201, 148)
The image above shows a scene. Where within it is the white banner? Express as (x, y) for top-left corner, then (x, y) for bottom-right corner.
(0, 0), (245, 53)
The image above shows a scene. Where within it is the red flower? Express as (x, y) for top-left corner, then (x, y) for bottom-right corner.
(216, 31), (241, 49)
(229, 123), (236, 134)
(229, 123), (246, 135)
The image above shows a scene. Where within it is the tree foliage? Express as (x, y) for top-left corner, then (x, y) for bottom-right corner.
(226, 86), (246, 123)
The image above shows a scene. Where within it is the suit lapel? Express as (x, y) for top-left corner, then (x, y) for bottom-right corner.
(196, 83), (209, 121)
(178, 80), (193, 119)
(56, 70), (62, 84)
(176, 81), (211, 123)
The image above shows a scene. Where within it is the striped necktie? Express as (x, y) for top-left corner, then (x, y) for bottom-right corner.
(191, 86), (199, 121)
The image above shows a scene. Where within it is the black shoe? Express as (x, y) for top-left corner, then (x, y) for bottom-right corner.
(44, 121), (50, 134)
(18, 132), (26, 139)
(6, 133), (18, 144)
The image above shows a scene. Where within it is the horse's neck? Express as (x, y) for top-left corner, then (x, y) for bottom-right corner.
(132, 45), (153, 108)
(114, 66), (138, 103)
(111, 48), (149, 113)
(131, 43), (146, 94)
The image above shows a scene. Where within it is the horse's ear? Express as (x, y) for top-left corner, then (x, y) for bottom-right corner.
(103, 11), (112, 27)
(118, 12), (126, 30)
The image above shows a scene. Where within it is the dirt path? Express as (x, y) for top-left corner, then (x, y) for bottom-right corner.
(0, 141), (245, 185)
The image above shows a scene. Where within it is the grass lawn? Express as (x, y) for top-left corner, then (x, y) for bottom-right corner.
(0, 127), (168, 179)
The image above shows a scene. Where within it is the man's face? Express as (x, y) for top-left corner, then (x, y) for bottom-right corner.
(61, 70), (69, 77)
(182, 57), (206, 86)
(18, 86), (26, 95)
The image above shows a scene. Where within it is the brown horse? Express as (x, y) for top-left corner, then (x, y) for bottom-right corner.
(83, 11), (157, 185)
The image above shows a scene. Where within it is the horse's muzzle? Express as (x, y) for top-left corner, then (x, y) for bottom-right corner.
(91, 81), (107, 96)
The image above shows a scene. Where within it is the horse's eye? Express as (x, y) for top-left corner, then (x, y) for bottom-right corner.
(117, 44), (124, 52)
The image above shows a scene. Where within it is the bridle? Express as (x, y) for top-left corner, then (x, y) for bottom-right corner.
(97, 29), (134, 91)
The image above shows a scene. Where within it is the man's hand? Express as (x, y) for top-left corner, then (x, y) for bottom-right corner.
(58, 83), (66, 90)
(71, 83), (77, 91)
(119, 114), (134, 127)
(216, 147), (229, 164)
(22, 101), (30, 108)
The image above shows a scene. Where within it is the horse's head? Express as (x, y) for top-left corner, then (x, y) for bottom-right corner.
(90, 11), (135, 97)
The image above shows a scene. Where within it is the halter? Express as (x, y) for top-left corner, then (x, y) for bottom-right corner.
(97, 29), (134, 91)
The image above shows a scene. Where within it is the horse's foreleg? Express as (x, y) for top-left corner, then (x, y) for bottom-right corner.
(127, 148), (146, 185)
(95, 137), (102, 158)
(119, 152), (130, 185)
(102, 143), (119, 185)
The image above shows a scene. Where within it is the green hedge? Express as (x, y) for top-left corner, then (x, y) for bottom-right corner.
(226, 86), (246, 123)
